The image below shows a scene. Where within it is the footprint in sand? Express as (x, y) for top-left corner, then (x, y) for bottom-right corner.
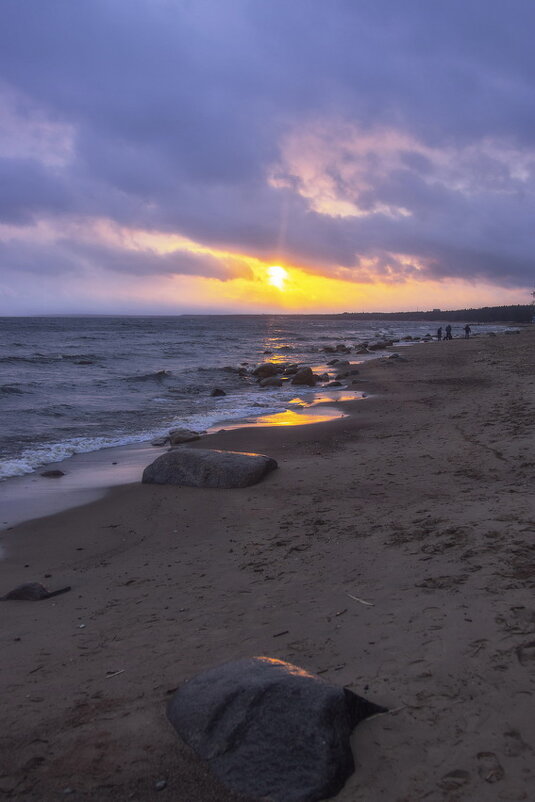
(504, 730), (533, 757)
(477, 752), (504, 783)
(515, 640), (535, 665)
(438, 769), (471, 791)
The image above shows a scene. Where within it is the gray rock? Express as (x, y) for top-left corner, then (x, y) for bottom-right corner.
(1, 582), (71, 601)
(259, 376), (283, 388)
(142, 448), (277, 488)
(166, 656), (386, 802)
(211, 388), (226, 397)
(336, 366), (359, 380)
(151, 437), (169, 447)
(325, 381), (343, 387)
(283, 364), (299, 376)
(40, 469), (65, 478)
(169, 428), (201, 445)
(291, 367), (316, 386)
(253, 363), (279, 379)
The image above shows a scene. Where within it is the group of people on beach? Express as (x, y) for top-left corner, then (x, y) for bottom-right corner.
(437, 324), (471, 341)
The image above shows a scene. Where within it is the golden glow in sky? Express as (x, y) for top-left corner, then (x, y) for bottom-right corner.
(4, 217), (526, 314)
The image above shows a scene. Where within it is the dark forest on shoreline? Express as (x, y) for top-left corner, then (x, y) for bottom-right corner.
(341, 304), (532, 323)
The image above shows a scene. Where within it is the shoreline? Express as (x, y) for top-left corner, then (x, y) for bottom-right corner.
(1, 329), (534, 800)
(0, 319), (516, 489)
(0, 390), (364, 531)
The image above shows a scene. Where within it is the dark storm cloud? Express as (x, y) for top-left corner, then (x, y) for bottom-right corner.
(1, 0), (535, 293)
(59, 239), (250, 281)
(0, 157), (73, 224)
(0, 237), (247, 281)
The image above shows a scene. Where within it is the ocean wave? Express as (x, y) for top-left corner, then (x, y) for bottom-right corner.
(0, 352), (102, 365)
(0, 355), (58, 365)
(61, 353), (100, 362)
(0, 384), (26, 395)
(0, 388), (311, 479)
(125, 369), (172, 383)
(33, 404), (74, 417)
(0, 432), (160, 479)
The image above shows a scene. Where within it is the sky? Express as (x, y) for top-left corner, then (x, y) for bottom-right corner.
(1, 0), (534, 315)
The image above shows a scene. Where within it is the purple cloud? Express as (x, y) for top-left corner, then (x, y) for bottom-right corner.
(1, 0), (535, 311)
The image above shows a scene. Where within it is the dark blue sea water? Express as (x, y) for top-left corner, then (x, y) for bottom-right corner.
(0, 315), (507, 480)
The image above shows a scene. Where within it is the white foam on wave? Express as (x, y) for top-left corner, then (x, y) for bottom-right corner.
(0, 389), (304, 479)
(0, 433), (160, 479)
(0, 382), (361, 480)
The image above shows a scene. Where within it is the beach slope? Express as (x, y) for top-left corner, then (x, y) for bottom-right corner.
(1, 329), (534, 801)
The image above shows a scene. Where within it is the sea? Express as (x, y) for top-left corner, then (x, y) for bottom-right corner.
(0, 315), (509, 483)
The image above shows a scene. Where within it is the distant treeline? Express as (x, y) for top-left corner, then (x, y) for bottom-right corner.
(341, 304), (533, 323)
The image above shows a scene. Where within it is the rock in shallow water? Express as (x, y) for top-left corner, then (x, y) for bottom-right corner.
(142, 448), (277, 488)
(259, 376), (283, 387)
(167, 656), (386, 802)
(291, 367), (316, 386)
(253, 363), (280, 379)
(168, 428), (201, 445)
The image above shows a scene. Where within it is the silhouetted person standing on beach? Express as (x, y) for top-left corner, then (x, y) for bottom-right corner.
(464, 324), (471, 339)
(445, 324), (452, 340)
(437, 327), (442, 341)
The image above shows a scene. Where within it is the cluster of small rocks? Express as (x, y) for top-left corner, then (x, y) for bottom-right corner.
(321, 338), (397, 353)
(196, 334), (421, 397)
(249, 358), (363, 390)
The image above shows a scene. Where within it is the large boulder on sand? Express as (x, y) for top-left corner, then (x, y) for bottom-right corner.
(167, 656), (386, 802)
(291, 366), (316, 386)
(142, 448), (277, 488)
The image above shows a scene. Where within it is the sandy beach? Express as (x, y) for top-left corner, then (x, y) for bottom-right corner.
(1, 328), (534, 801)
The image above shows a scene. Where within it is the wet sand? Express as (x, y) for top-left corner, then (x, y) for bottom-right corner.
(1, 329), (534, 801)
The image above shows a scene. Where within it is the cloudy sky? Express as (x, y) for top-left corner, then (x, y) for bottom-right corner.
(1, 0), (534, 314)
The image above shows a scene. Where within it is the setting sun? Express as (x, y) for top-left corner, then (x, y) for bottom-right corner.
(267, 265), (289, 290)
